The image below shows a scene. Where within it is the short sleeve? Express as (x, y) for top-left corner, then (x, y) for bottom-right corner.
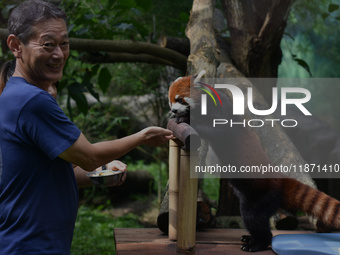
(18, 92), (81, 159)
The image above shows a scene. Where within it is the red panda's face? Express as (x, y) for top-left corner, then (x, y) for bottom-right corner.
(168, 76), (197, 116)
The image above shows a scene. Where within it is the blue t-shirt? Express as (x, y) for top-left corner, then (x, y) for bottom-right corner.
(0, 77), (81, 254)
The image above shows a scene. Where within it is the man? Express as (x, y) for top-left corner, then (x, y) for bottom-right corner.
(0, 1), (172, 254)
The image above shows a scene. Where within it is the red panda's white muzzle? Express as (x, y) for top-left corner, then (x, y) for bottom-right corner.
(170, 101), (189, 116)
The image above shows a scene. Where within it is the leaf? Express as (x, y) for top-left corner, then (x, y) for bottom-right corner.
(84, 13), (97, 20)
(66, 96), (74, 121)
(75, 27), (89, 36)
(179, 12), (190, 22)
(118, 0), (136, 8)
(292, 56), (313, 77)
(98, 67), (112, 94)
(107, 0), (117, 8)
(328, 4), (339, 13)
(68, 83), (89, 115)
(283, 32), (295, 41)
(1, 4), (16, 19)
(104, 117), (129, 133)
(321, 12), (329, 20)
(67, 24), (75, 34)
(115, 22), (134, 31)
(91, 64), (100, 75)
(84, 81), (100, 102)
(136, 0), (152, 11)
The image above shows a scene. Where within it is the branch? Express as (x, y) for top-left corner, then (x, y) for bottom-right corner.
(0, 28), (187, 71)
(258, 0), (293, 42)
(158, 36), (190, 56)
(68, 37), (187, 68)
(79, 52), (181, 69)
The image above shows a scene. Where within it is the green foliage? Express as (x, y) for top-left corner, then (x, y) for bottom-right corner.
(148, 0), (191, 38)
(69, 101), (134, 143)
(68, 100), (169, 164)
(128, 160), (169, 194)
(72, 160), (171, 254)
(202, 178), (220, 202)
(0, 3), (15, 20)
(322, 3), (340, 20)
(71, 205), (142, 255)
(54, 0), (190, 118)
(279, 0), (340, 78)
(61, 0), (150, 40)
(279, 0), (340, 129)
(57, 57), (101, 119)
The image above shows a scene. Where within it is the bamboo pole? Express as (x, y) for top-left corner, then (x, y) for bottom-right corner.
(167, 119), (201, 253)
(177, 148), (199, 254)
(168, 138), (181, 241)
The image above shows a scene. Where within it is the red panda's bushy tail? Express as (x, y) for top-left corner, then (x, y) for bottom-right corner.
(283, 178), (340, 230)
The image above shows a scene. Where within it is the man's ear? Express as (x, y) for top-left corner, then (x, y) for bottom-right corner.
(7, 34), (22, 58)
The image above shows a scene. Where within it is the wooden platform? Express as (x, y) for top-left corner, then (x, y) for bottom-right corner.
(114, 228), (311, 255)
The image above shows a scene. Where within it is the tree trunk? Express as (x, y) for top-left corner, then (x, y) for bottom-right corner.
(185, 0), (316, 219)
(221, 0), (293, 102)
(186, 0), (219, 77)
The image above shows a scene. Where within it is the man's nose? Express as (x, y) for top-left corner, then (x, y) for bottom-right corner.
(52, 45), (63, 58)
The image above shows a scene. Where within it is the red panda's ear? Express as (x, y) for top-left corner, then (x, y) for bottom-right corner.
(194, 70), (206, 85)
(173, 76), (183, 83)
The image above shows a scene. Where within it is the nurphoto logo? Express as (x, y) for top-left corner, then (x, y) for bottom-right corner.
(197, 82), (312, 128)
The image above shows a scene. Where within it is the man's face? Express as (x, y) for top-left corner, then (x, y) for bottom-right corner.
(18, 18), (69, 88)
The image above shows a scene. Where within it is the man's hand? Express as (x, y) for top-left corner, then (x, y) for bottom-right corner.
(138, 127), (173, 146)
(106, 160), (127, 185)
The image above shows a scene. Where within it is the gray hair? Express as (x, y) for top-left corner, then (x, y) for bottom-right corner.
(8, 0), (67, 45)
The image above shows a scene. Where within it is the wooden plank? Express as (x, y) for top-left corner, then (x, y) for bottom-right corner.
(114, 228), (311, 243)
(114, 228), (312, 255)
(115, 243), (176, 255)
(115, 243), (275, 255)
(196, 228), (249, 244)
(114, 228), (172, 244)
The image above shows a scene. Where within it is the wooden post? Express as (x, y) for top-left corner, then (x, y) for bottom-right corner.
(167, 119), (201, 254)
(168, 138), (181, 241)
(177, 148), (198, 254)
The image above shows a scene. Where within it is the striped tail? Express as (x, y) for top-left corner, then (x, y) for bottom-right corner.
(282, 178), (340, 230)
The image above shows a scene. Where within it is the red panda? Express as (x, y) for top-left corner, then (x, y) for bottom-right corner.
(168, 72), (340, 252)
(169, 76), (197, 124)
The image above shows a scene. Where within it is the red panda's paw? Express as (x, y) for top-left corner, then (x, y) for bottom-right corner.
(241, 235), (251, 244)
(175, 116), (190, 124)
(240, 235), (270, 252)
(241, 242), (270, 252)
(316, 220), (334, 233)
